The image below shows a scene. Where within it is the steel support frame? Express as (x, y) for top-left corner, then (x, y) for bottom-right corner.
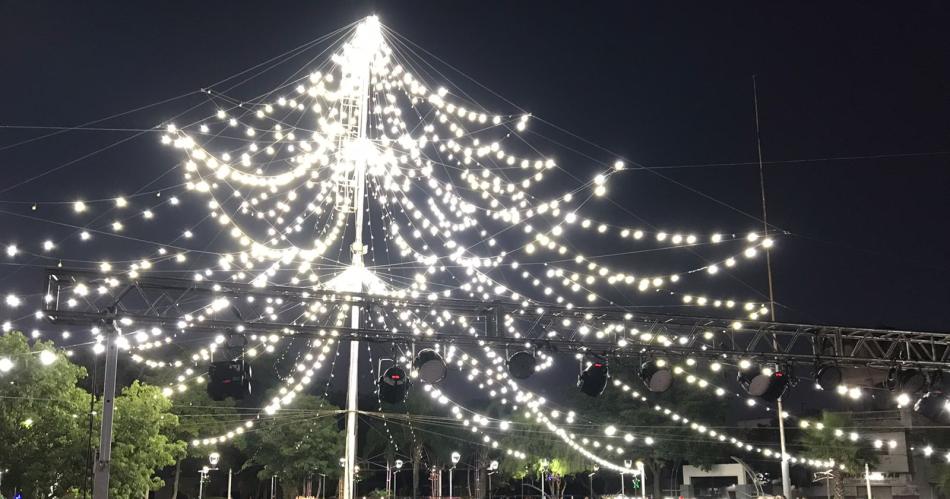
(44, 268), (950, 369)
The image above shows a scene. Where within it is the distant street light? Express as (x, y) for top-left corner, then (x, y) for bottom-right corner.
(540, 459), (550, 499)
(622, 460), (633, 497)
(488, 460), (499, 499)
(199, 466), (211, 499)
(588, 466), (599, 499)
(393, 459), (405, 497)
(449, 451), (461, 497)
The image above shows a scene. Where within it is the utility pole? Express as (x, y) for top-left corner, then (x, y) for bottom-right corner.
(753, 74), (791, 499)
(92, 321), (120, 499)
(341, 16), (377, 499)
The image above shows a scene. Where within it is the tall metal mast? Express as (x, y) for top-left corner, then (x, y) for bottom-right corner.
(339, 16), (377, 499)
(752, 75), (791, 499)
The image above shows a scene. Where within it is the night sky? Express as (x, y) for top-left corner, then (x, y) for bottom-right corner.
(2, 1), (950, 335)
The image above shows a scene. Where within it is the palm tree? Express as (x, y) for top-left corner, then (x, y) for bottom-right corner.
(798, 412), (878, 499)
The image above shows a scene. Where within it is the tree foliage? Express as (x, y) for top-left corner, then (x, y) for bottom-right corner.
(238, 393), (343, 499)
(0, 332), (90, 498)
(798, 412), (877, 499)
(0, 332), (187, 499)
(549, 361), (731, 497)
(106, 381), (186, 498)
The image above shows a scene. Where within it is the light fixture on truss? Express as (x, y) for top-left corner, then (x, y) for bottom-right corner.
(413, 349), (447, 384)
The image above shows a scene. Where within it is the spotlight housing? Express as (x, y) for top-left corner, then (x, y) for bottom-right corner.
(413, 349), (446, 384)
(578, 360), (610, 397)
(639, 360), (673, 393)
(815, 365), (842, 391)
(507, 350), (537, 379)
(738, 366), (789, 402)
(207, 359), (252, 401)
(886, 367), (926, 394)
(913, 391), (950, 424)
(378, 366), (410, 404)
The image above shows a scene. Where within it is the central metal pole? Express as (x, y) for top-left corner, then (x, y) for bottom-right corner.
(752, 75), (791, 499)
(92, 324), (120, 499)
(342, 21), (372, 499)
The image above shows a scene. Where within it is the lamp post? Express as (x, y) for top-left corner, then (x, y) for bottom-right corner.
(622, 460), (633, 498)
(199, 467), (210, 499)
(488, 460), (499, 499)
(199, 453), (221, 499)
(540, 459), (549, 499)
(394, 459), (404, 498)
(636, 461), (645, 499)
(588, 466), (598, 499)
(449, 452), (461, 498)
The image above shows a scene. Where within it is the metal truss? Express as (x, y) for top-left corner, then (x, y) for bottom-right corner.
(44, 267), (950, 369)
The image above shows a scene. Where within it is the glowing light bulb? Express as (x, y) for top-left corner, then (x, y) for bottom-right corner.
(39, 350), (57, 366)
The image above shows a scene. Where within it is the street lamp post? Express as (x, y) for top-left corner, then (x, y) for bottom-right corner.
(588, 466), (598, 499)
(622, 460), (633, 498)
(540, 459), (549, 499)
(449, 452), (461, 498)
(394, 459), (404, 498)
(488, 460), (499, 499)
(199, 467), (210, 499)
(199, 453), (221, 499)
(636, 461), (645, 499)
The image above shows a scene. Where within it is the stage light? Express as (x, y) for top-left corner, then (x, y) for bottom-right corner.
(639, 360), (673, 393)
(378, 366), (410, 404)
(207, 359), (252, 401)
(578, 360), (610, 397)
(507, 350), (536, 379)
(914, 391), (950, 424)
(738, 366), (789, 402)
(886, 367), (926, 394)
(413, 349), (446, 384)
(815, 365), (842, 391)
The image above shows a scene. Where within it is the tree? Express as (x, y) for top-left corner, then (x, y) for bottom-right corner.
(238, 393), (344, 499)
(552, 362), (732, 499)
(494, 412), (589, 499)
(101, 381), (187, 498)
(798, 412), (877, 499)
(0, 333), (186, 499)
(0, 332), (90, 498)
(143, 372), (239, 498)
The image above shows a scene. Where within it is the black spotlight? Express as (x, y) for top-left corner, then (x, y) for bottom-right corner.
(886, 367), (927, 394)
(413, 349), (447, 384)
(578, 360), (610, 397)
(913, 391), (950, 424)
(639, 360), (673, 393)
(815, 365), (842, 391)
(378, 366), (410, 404)
(507, 351), (537, 379)
(738, 366), (789, 402)
(207, 359), (252, 401)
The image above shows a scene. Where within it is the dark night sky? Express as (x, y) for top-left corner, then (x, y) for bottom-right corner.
(1, 1), (950, 332)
